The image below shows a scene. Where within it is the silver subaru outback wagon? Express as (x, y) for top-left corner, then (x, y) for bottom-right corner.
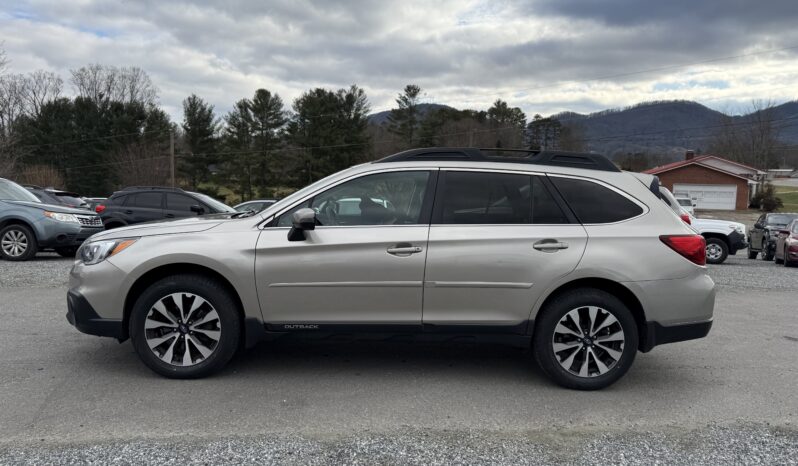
(67, 148), (714, 390)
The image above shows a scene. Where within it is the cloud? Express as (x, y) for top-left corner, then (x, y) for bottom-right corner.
(1, 0), (797, 121)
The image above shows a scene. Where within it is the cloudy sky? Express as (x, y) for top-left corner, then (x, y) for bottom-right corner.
(2, 0), (798, 121)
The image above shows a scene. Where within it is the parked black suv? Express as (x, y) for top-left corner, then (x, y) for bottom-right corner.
(25, 185), (90, 210)
(748, 212), (798, 260)
(98, 187), (235, 229)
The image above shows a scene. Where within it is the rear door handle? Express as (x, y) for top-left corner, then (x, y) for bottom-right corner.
(387, 243), (423, 256)
(533, 240), (569, 252)
(124, 210), (133, 214)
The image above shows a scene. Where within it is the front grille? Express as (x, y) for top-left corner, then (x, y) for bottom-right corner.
(76, 215), (103, 227)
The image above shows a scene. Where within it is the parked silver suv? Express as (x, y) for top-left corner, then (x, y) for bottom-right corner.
(67, 148), (714, 390)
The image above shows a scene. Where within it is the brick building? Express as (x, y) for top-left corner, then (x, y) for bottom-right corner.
(643, 151), (764, 210)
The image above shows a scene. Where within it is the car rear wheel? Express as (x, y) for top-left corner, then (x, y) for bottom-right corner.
(130, 274), (241, 379)
(0, 224), (38, 261)
(705, 238), (728, 265)
(785, 248), (796, 268)
(762, 240), (775, 261)
(747, 248), (758, 259)
(533, 288), (638, 390)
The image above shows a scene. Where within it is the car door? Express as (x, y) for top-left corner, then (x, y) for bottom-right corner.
(422, 169), (587, 330)
(255, 169), (435, 326)
(165, 193), (204, 219)
(751, 214), (766, 249)
(124, 192), (164, 223)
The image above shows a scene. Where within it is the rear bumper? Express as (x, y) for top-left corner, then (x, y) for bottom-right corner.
(66, 290), (124, 340)
(640, 319), (713, 352)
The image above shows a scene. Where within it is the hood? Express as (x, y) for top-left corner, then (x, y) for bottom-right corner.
(7, 200), (97, 216)
(91, 215), (225, 241)
(693, 217), (745, 228)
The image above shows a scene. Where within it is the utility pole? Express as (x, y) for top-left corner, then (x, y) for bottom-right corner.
(169, 130), (175, 187)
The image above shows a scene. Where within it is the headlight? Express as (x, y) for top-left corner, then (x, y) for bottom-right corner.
(44, 211), (79, 223)
(78, 238), (138, 265)
(730, 224), (744, 234)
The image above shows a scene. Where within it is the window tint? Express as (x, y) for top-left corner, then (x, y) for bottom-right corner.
(276, 171), (430, 227)
(551, 177), (643, 223)
(166, 193), (199, 212)
(129, 192), (163, 209)
(438, 171), (568, 224)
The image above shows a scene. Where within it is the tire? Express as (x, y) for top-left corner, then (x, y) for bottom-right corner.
(786, 248), (796, 268)
(55, 246), (79, 258)
(0, 224), (38, 261)
(533, 288), (638, 390)
(130, 274), (241, 379)
(704, 238), (729, 265)
(747, 248), (758, 259)
(762, 240), (775, 261)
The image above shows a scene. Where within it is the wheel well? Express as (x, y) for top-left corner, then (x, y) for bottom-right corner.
(535, 278), (648, 351)
(701, 232), (729, 246)
(122, 263), (247, 345)
(103, 220), (126, 229)
(0, 218), (35, 233)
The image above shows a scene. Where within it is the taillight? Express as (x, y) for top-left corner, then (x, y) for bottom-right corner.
(679, 213), (691, 224)
(95, 204), (106, 214)
(660, 235), (706, 266)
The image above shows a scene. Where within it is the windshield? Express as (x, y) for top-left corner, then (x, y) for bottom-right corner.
(767, 214), (798, 225)
(193, 193), (236, 213)
(0, 179), (42, 202)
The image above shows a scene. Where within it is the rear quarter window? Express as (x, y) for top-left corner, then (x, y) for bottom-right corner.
(551, 177), (644, 224)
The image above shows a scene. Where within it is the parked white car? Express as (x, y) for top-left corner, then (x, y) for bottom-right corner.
(660, 187), (747, 264)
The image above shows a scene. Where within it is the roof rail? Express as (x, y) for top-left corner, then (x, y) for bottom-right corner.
(374, 147), (620, 172)
(120, 186), (184, 192)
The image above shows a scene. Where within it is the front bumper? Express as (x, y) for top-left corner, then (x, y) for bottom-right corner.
(640, 319), (713, 352)
(66, 290), (124, 340)
(39, 225), (104, 248)
(728, 230), (747, 254)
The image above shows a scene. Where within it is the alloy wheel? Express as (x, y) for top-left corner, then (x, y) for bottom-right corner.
(706, 243), (723, 261)
(144, 293), (222, 367)
(1, 230), (28, 258)
(552, 306), (625, 378)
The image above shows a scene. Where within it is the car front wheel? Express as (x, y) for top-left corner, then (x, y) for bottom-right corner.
(705, 238), (728, 264)
(130, 274), (241, 379)
(786, 248), (796, 268)
(533, 288), (638, 390)
(0, 224), (38, 261)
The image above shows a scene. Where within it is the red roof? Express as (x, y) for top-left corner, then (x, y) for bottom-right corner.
(643, 154), (761, 178)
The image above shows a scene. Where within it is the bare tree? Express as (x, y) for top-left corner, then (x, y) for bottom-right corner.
(0, 44), (7, 75)
(21, 70), (63, 117)
(15, 165), (65, 188)
(70, 64), (158, 106)
(709, 100), (783, 169)
(109, 140), (170, 187)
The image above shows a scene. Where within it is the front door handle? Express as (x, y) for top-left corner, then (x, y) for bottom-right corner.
(533, 239), (569, 252)
(387, 243), (423, 256)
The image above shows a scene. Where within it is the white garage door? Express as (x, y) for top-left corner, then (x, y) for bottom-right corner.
(673, 184), (737, 210)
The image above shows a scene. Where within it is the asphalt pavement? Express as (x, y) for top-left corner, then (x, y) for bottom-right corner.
(0, 253), (796, 464)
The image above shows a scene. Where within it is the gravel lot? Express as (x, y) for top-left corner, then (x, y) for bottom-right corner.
(0, 251), (796, 464)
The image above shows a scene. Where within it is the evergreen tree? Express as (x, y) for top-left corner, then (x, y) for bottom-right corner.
(249, 89), (286, 191)
(181, 94), (218, 189)
(386, 84), (422, 147)
(286, 85), (370, 185)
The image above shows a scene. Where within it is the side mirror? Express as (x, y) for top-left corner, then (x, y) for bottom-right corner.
(288, 208), (316, 241)
(754, 223), (763, 229)
(190, 205), (205, 215)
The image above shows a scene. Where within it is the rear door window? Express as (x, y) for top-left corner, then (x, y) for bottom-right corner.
(551, 177), (643, 224)
(128, 192), (163, 209)
(435, 171), (569, 225)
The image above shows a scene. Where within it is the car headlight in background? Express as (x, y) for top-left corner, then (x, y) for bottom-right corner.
(44, 211), (79, 223)
(78, 238), (138, 265)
